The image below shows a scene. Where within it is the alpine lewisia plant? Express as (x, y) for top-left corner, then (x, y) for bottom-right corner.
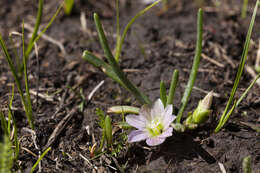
(126, 99), (176, 146)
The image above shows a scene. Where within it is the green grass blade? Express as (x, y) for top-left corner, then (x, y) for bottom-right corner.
(94, 13), (151, 105)
(82, 51), (127, 89)
(108, 106), (140, 114)
(242, 156), (252, 173)
(160, 80), (167, 107)
(25, 0), (43, 61)
(215, 0), (258, 133)
(30, 147), (51, 173)
(176, 8), (203, 123)
(115, 0), (162, 61)
(22, 21), (34, 130)
(8, 105), (19, 160)
(0, 136), (13, 173)
(115, 0), (121, 62)
(26, 1), (63, 63)
(241, 0), (249, 18)
(0, 111), (8, 135)
(105, 115), (113, 148)
(7, 85), (15, 134)
(0, 35), (22, 96)
(236, 73), (260, 107)
(9, 33), (23, 76)
(64, 0), (74, 15)
(0, 34), (30, 127)
(167, 69), (179, 106)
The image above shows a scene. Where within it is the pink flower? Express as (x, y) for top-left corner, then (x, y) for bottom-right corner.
(126, 99), (176, 146)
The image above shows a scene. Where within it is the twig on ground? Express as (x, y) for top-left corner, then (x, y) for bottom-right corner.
(255, 39), (260, 71)
(80, 12), (92, 37)
(79, 153), (98, 170)
(192, 86), (220, 98)
(218, 162), (227, 173)
(201, 53), (224, 68)
(44, 108), (78, 150)
(87, 80), (104, 101)
(21, 146), (38, 158)
(22, 127), (43, 171)
(29, 90), (54, 102)
(245, 65), (260, 87)
(211, 42), (236, 68)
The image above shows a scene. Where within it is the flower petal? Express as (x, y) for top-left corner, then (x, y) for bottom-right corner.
(139, 105), (151, 121)
(146, 136), (166, 146)
(162, 105), (176, 129)
(126, 114), (146, 129)
(128, 130), (148, 143)
(151, 99), (164, 119)
(160, 127), (173, 138)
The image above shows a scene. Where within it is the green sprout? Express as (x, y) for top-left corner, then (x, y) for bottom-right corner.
(176, 8), (203, 123)
(184, 91), (213, 129)
(0, 135), (14, 173)
(215, 0), (259, 133)
(64, 0), (74, 16)
(241, 0), (249, 18)
(0, 0), (62, 129)
(242, 155), (253, 173)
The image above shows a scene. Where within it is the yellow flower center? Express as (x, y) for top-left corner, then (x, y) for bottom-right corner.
(147, 118), (163, 137)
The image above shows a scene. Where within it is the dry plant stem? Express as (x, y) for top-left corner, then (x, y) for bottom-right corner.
(218, 162), (227, 173)
(201, 53), (224, 68)
(245, 65), (260, 87)
(44, 108), (78, 150)
(255, 39), (260, 72)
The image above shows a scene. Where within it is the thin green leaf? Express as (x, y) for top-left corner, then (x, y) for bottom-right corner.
(22, 21), (34, 130)
(115, 0), (162, 61)
(242, 155), (252, 173)
(115, 0), (121, 62)
(94, 13), (151, 105)
(236, 73), (260, 107)
(0, 34), (34, 129)
(241, 0), (249, 18)
(64, 0), (74, 15)
(0, 111), (8, 135)
(176, 8), (203, 123)
(107, 106), (140, 114)
(160, 80), (167, 107)
(8, 105), (19, 160)
(9, 33), (22, 76)
(30, 147), (51, 173)
(0, 135), (13, 173)
(105, 115), (113, 148)
(26, 1), (63, 63)
(167, 69), (179, 106)
(215, 0), (258, 133)
(25, 0), (43, 61)
(82, 51), (126, 88)
(7, 85), (15, 134)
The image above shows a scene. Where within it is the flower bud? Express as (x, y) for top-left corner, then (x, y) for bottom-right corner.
(192, 91), (213, 124)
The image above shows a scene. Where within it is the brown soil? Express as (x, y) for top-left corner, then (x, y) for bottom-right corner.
(0, 0), (259, 172)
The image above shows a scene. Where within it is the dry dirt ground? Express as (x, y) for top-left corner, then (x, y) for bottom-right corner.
(0, 0), (259, 172)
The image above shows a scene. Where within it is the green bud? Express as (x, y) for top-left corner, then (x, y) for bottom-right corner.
(105, 115), (113, 148)
(192, 91), (213, 124)
(171, 123), (186, 132)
